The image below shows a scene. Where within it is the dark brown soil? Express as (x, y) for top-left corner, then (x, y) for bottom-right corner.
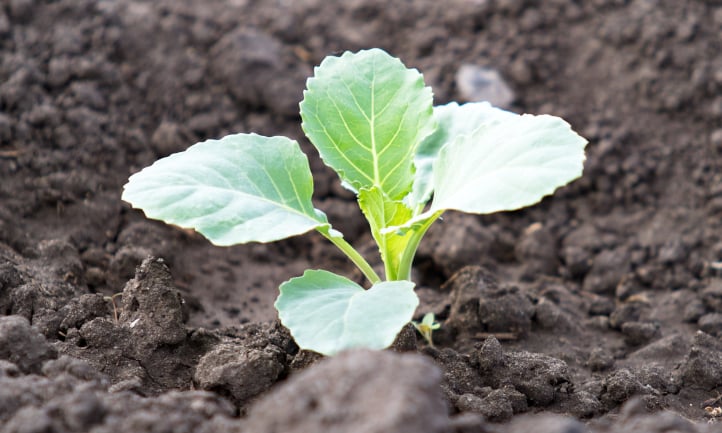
(1, 0), (722, 432)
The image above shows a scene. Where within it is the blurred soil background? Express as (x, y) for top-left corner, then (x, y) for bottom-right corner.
(1, 1), (722, 432)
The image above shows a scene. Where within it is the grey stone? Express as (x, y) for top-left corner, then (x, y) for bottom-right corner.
(456, 65), (515, 108)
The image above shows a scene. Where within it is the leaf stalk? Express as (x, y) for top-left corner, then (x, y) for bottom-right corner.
(393, 210), (443, 281)
(318, 229), (382, 285)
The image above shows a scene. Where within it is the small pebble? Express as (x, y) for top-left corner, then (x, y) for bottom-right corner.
(455, 65), (515, 108)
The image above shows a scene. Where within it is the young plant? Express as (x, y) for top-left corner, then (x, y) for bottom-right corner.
(412, 313), (441, 348)
(122, 48), (587, 356)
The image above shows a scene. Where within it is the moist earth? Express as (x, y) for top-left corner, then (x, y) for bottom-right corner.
(1, 0), (722, 432)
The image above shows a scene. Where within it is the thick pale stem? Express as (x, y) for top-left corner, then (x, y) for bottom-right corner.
(394, 211), (443, 281)
(383, 247), (397, 282)
(319, 230), (382, 285)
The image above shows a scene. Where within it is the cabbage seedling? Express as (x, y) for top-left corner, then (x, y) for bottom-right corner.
(122, 48), (587, 356)
(412, 313), (441, 348)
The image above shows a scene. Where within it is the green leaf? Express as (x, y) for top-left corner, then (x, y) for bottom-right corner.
(429, 114), (587, 214)
(276, 270), (418, 356)
(300, 48), (435, 200)
(358, 187), (414, 280)
(122, 133), (328, 246)
(407, 102), (516, 208)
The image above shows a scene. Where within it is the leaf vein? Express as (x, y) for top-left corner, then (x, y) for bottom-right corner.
(308, 101), (374, 185)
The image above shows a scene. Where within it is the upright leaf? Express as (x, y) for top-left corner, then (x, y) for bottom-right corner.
(358, 187), (414, 280)
(429, 114), (587, 214)
(276, 270), (418, 356)
(122, 133), (328, 245)
(407, 102), (517, 208)
(300, 48), (435, 200)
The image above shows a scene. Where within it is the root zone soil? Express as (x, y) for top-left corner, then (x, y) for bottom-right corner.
(1, 1), (721, 432)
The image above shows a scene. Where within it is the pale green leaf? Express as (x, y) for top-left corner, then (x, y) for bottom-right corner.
(407, 101), (516, 208)
(300, 48), (435, 200)
(358, 187), (414, 280)
(122, 133), (328, 246)
(429, 114), (587, 214)
(275, 270), (418, 356)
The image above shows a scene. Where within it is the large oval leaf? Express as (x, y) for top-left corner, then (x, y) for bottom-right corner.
(406, 101), (517, 208)
(300, 48), (435, 200)
(276, 270), (418, 356)
(122, 133), (328, 245)
(429, 114), (587, 214)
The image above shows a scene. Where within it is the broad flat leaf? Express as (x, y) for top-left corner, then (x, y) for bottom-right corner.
(358, 187), (414, 280)
(429, 114), (587, 214)
(300, 48), (435, 200)
(407, 101), (516, 208)
(276, 270), (418, 356)
(122, 133), (328, 246)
